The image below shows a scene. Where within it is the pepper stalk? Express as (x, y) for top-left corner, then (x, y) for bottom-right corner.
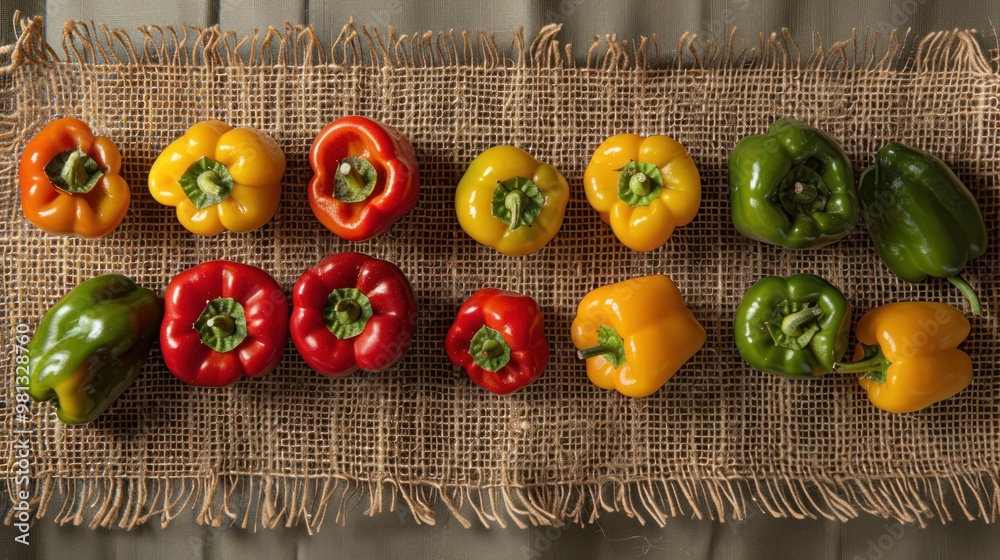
(45, 148), (104, 194)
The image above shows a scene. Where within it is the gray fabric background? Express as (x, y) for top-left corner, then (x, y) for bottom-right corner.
(4, 0), (1000, 63)
(2, 1), (1000, 558)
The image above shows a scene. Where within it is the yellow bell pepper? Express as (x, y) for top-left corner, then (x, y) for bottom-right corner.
(583, 134), (701, 252)
(149, 120), (286, 236)
(834, 302), (973, 413)
(455, 145), (569, 256)
(571, 275), (706, 397)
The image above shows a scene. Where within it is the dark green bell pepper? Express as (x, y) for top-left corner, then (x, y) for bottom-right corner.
(735, 274), (851, 379)
(729, 118), (859, 248)
(27, 274), (162, 424)
(860, 142), (987, 315)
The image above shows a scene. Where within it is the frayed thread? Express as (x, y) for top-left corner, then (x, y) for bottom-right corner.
(1, 14), (995, 73)
(6, 472), (1000, 531)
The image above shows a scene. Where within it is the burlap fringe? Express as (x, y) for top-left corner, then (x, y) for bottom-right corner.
(4, 15), (1000, 531)
(2, 14), (997, 73)
(6, 471), (1000, 531)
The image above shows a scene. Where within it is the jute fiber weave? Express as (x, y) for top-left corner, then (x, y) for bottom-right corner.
(1, 17), (999, 531)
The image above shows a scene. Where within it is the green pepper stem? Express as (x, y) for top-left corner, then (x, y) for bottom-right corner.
(629, 172), (651, 197)
(780, 306), (823, 336)
(323, 288), (373, 339)
(339, 162), (367, 196)
(789, 181), (819, 204)
(45, 148), (104, 193)
(196, 298), (248, 353)
(479, 339), (502, 359)
(832, 347), (890, 375)
(206, 315), (235, 337)
(61, 149), (87, 187)
(334, 298), (361, 324)
(577, 344), (614, 360)
(947, 275), (982, 316)
(469, 326), (512, 372)
(179, 157), (234, 209)
(505, 189), (526, 229)
(197, 170), (224, 196)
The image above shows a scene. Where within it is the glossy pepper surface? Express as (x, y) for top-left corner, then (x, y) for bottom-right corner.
(859, 142), (987, 315)
(583, 133), (701, 252)
(149, 120), (286, 236)
(26, 274), (162, 424)
(161, 260), (289, 386)
(834, 302), (972, 413)
(20, 118), (130, 237)
(456, 146), (569, 256)
(308, 116), (419, 241)
(729, 118), (858, 248)
(445, 289), (549, 394)
(735, 275), (850, 379)
(291, 252), (417, 377)
(571, 275), (705, 397)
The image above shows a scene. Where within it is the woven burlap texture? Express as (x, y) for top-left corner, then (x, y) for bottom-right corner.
(1, 16), (999, 531)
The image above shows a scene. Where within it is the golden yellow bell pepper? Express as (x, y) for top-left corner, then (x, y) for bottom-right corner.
(149, 120), (286, 236)
(834, 302), (973, 413)
(455, 145), (569, 256)
(583, 134), (701, 252)
(571, 275), (706, 397)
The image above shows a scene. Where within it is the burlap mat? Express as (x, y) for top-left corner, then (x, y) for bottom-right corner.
(1, 16), (999, 531)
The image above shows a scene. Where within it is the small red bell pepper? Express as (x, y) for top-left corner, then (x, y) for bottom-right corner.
(291, 252), (418, 377)
(308, 116), (419, 241)
(161, 260), (289, 387)
(445, 288), (549, 394)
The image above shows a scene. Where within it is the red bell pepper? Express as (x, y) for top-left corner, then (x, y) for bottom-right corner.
(291, 252), (418, 377)
(445, 288), (549, 394)
(161, 260), (289, 387)
(308, 116), (419, 241)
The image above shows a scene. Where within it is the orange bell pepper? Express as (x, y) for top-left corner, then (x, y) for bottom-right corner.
(19, 118), (130, 237)
(571, 275), (705, 397)
(834, 302), (973, 413)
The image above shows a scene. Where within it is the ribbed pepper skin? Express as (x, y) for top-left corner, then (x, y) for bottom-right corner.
(729, 118), (858, 248)
(838, 302), (973, 414)
(859, 142), (987, 283)
(571, 275), (705, 398)
(583, 133), (701, 252)
(445, 288), (549, 394)
(19, 118), (130, 237)
(27, 274), (162, 424)
(308, 116), (419, 241)
(291, 252), (417, 377)
(160, 260), (289, 387)
(734, 275), (851, 379)
(455, 146), (569, 256)
(149, 120), (286, 236)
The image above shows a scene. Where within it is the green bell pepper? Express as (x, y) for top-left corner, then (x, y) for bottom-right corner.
(27, 274), (162, 424)
(735, 274), (851, 379)
(860, 142), (987, 315)
(729, 118), (859, 248)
